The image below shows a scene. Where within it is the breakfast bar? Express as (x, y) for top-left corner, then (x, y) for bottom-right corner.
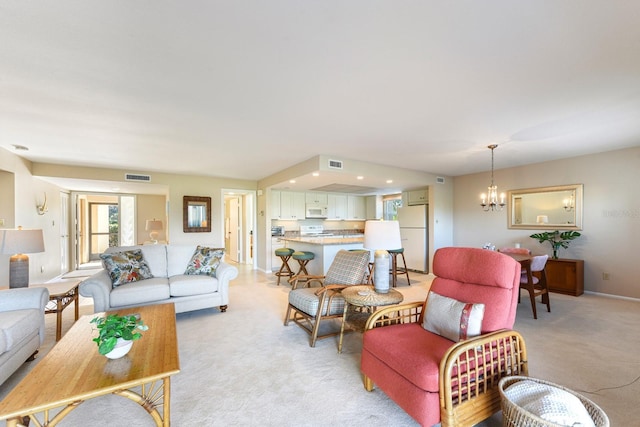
(282, 236), (366, 276)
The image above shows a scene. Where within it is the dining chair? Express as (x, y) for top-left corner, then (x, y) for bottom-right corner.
(520, 254), (550, 319)
(499, 247), (531, 255)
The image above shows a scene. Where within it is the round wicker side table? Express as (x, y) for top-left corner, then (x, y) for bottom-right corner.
(499, 376), (609, 427)
(337, 285), (403, 353)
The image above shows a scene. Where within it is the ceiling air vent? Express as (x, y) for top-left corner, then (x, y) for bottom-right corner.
(436, 176), (445, 184)
(328, 159), (343, 170)
(125, 173), (151, 182)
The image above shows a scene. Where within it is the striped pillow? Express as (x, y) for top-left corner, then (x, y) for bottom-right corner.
(323, 250), (370, 285)
(423, 291), (485, 342)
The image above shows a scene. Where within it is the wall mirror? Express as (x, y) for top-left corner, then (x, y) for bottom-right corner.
(507, 184), (583, 230)
(183, 196), (211, 233)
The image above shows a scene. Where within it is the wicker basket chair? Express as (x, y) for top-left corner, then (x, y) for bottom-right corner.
(499, 376), (609, 427)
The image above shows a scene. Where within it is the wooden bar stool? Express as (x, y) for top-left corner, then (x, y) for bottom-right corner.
(388, 248), (411, 287)
(292, 251), (315, 276)
(275, 248), (295, 286)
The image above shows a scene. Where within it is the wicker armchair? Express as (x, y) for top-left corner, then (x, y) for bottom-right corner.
(361, 247), (529, 427)
(284, 249), (370, 347)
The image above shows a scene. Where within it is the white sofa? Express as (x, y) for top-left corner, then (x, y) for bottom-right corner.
(79, 244), (238, 314)
(0, 287), (49, 386)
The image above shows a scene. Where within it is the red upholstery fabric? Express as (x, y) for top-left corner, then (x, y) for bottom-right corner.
(363, 323), (453, 392)
(361, 247), (521, 427)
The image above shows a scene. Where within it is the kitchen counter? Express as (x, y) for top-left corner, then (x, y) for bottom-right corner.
(282, 236), (366, 275)
(282, 236), (364, 245)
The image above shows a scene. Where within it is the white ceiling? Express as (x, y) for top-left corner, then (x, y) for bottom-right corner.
(1, 1), (640, 193)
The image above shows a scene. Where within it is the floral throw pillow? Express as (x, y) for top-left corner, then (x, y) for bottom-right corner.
(100, 249), (154, 288)
(184, 246), (225, 277)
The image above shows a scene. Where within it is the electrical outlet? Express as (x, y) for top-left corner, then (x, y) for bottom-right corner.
(602, 272), (610, 280)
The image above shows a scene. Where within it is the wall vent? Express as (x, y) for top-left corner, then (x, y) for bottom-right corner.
(436, 176), (445, 184)
(328, 159), (343, 169)
(125, 173), (151, 182)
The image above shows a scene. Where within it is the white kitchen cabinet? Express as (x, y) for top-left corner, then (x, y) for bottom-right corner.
(347, 195), (366, 220)
(366, 195), (383, 220)
(271, 190), (281, 219)
(305, 192), (328, 206)
(280, 191), (306, 220)
(407, 189), (429, 205)
(327, 193), (348, 220)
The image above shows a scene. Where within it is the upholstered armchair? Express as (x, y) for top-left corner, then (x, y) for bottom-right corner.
(361, 247), (529, 427)
(284, 249), (371, 347)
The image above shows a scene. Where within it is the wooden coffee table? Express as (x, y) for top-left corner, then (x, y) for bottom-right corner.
(0, 303), (180, 427)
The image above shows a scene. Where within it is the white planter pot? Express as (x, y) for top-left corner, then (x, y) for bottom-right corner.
(105, 338), (133, 359)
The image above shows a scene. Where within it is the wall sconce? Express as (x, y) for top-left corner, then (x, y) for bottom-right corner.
(1, 227), (45, 288)
(37, 192), (48, 215)
(563, 195), (575, 212)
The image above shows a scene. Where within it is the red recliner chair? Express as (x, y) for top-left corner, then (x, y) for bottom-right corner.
(361, 247), (529, 427)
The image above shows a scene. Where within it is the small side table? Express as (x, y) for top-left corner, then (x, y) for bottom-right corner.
(338, 285), (403, 353)
(32, 281), (81, 341)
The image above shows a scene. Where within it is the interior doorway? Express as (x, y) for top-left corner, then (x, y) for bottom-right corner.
(223, 190), (256, 266)
(72, 193), (136, 269)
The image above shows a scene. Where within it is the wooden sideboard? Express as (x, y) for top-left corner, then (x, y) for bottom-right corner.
(545, 258), (584, 296)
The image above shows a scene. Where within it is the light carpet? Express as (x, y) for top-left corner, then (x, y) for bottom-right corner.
(1, 265), (638, 426)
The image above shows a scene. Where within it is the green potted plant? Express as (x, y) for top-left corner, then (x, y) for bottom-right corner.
(529, 230), (581, 259)
(90, 313), (148, 358)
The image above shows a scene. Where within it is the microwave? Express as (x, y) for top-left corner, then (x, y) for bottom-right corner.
(305, 205), (328, 219)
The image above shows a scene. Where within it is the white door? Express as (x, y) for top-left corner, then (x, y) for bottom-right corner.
(59, 192), (70, 274)
(227, 198), (240, 262)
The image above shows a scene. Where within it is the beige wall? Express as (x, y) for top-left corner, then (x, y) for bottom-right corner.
(453, 146), (640, 299)
(137, 194), (167, 244)
(0, 149), (65, 285)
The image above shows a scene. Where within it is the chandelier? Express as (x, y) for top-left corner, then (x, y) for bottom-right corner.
(480, 144), (506, 211)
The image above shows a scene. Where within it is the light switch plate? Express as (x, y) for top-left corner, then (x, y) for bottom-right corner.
(0, 219), (4, 226)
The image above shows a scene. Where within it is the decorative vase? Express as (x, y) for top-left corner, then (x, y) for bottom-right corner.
(373, 250), (390, 294)
(105, 338), (133, 359)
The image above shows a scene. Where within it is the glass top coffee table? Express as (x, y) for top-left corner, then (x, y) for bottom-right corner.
(338, 285), (403, 353)
(0, 303), (180, 427)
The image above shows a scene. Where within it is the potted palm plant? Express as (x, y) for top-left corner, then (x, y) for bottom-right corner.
(529, 230), (581, 259)
(91, 313), (148, 359)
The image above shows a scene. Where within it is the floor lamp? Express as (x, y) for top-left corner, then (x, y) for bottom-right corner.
(364, 220), (402, 294)
(1, 227), (45, 288)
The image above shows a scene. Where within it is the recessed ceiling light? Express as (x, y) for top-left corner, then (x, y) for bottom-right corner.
(289, 179), (296, 184)
(357, 176), (364, 180)
(386, 180), (393, 184)
(12, 144), (29, 151)
(312, 172), (319, 177)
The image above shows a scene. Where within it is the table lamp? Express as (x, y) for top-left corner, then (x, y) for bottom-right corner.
(536, 215), (549, 225)
(1, 227), (45, 288)
(145, 219), (163, 244)
(364, 220), (402, 294)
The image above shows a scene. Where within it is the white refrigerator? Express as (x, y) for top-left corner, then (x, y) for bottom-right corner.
(397, 205), (429, 273)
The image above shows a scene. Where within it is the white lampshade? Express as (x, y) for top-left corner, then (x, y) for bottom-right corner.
(0, 228), (45, 255)
(364, 220), (402, 250)
(145, 219), (163, 231)
(536, 215), (549, 224)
